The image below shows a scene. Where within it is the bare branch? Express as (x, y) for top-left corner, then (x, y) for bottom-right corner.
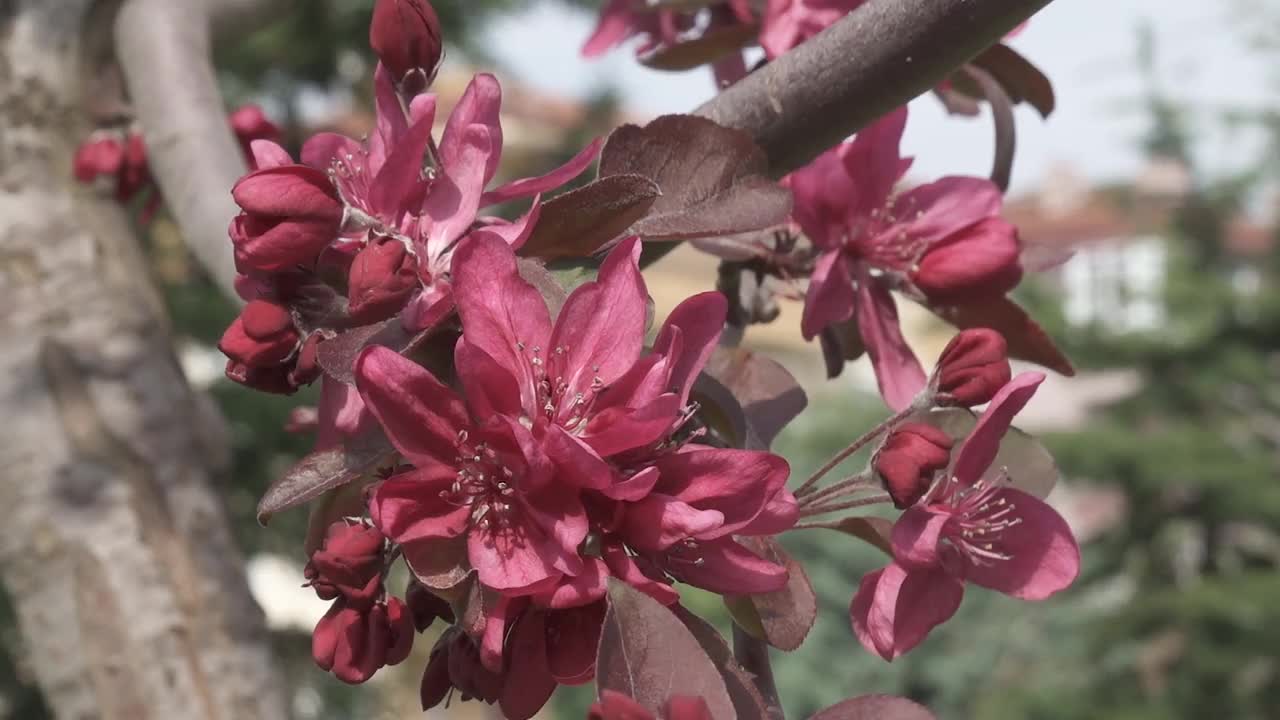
(696, 0), (1055, 177)
(115, 0), (244, 301)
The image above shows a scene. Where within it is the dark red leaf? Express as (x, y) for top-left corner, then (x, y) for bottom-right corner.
(810, 695), (936, 720)
(916, 408), (1060, 499)
(725, 538), (817, 651)
(670, 606), (773, 720)
(518, 174), (660, 259)
(599, 115), (791, 241)
(256, 433), (394, 524)
(639, 23), (759, 71)
(970, 43), (1056, 118)
(516, 258), (569, 319)
(932, 296), (1075, 377)
(596, 579), (735, 718)
(316, 319), (437, 385)
(703, 347), (807, 449)
(824, 516), (894, 557)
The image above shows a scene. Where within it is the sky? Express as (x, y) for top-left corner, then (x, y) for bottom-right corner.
(484, 0), (1275, 196)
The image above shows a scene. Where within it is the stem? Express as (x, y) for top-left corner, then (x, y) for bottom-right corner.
(733, 623), (784, 720)
(798, 470), (875, 508)
(793, 406), (913, 498)
(799, 495), (892, 518)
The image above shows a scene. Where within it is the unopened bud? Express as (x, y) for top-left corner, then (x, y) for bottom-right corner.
(932, 328), (1012, 407)
(873, 422), (954, 508)
(370, 0), (443, 94)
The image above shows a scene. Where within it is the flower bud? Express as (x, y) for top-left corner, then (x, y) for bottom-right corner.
(912, 217), (1022, 303)
(347, 236), (420, 323)
(932, 328), (1012, 407)
(305, 521), (386, 606)
(224, 360), (297, 395)
(219, 300), (300, 367)
(228, 104), (280, 163)
(73, 136), (124, 182)
(116, 133), (151, 202)
(312, 596), (413, 685)
(873, 422), (954, 509)
(370, 0), (443, 92)
(230, 165), (342, 272)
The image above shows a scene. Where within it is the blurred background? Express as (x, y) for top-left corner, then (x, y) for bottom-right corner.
(4, 0), (1278, 718)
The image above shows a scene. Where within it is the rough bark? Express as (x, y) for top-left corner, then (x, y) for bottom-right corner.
(0, 2), (287, 718)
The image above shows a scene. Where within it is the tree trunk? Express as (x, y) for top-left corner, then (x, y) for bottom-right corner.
(0, 2), (287, 718)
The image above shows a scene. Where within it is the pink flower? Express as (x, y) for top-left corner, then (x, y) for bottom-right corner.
(450, 234), (701, 470)
(850, 373), (1080, 660)
(590, 690), (713, 720)
(354, 345), (589, 594)
(300, 68), (601, 330)
(760, 0), (862, 59)
(792, 108), (1021, 409)
(611, 447), (797, 596)
(582, 0), (754, 71)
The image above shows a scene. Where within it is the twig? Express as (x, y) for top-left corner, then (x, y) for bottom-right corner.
(115, 0), (246, 301)
(733, 623), (784, 720)
(793, 406), (913, 498)
(799, 494), (892, 518)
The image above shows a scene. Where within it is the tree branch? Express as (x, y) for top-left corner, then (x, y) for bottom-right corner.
(114, 0), (245, 301)
(696, 0), (1055, 177)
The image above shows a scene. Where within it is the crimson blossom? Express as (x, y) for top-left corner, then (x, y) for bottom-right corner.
(353, 235), (797, 713)
(791, 107), (1022, 409)
(851, 372), (1081, 660)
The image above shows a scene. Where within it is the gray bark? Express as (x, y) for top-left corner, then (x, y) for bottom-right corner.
(0, 2), (287, 718)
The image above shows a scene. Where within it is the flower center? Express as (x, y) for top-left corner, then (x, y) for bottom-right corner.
(440, 430), (518, 531)
(938, 475), (1023, 566)
(844, 203), (930, 274)
(329, 152), (375, 216)
(516, 342), (603, 433)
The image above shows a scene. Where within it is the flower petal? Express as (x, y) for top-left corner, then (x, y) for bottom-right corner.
(301, 132), (360, 171)
(962, 489), (1080, 600)
(582, 393), (681, 457)
(801, 250), (856, 340)
(422, 124), (493, 253)
(649, 447), (789, 537)
(249, 139), (293, 170)
(454, 336), (524, 421)
(370, 467), (470, 545)
(850, 563), (964, 661)
(549, 236), (647, 398)
(890, 506), (951, 570)
(951, 372), (1045, 486)
(622, 494), (725, 553)
(854, 272), (926, 411)
(354, 346), (468, 469)
(480, 137), (603, 207)
(652, 291), (727, 405)
(440, 73), (503, 186)
(891, 175), (1003, 245)
(672, 538), (788, 594)
(368, 63), (409, 175)
(452, 233), (553, 418)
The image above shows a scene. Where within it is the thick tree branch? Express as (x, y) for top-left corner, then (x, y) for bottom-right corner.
(115, 0), (245, 301)
(696, 0), (1055, 177)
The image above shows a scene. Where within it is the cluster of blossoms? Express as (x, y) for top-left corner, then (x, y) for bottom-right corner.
(197, 0), (1083, 717)
(355, 234), (797, 713)
(74, 105), (279, 221)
